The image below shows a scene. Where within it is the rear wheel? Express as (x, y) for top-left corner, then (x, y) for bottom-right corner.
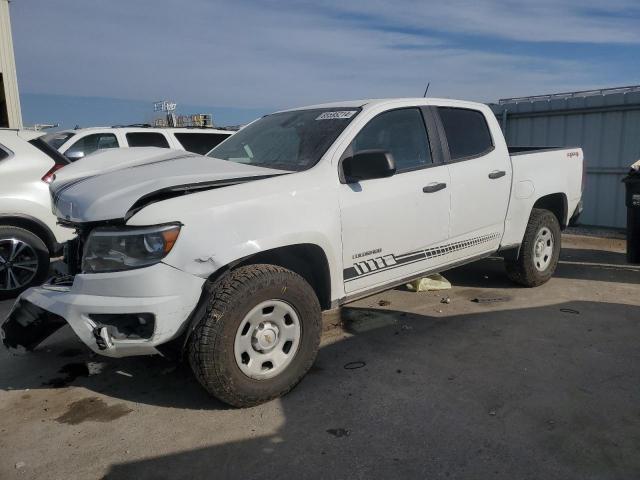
(505, 208), (561, 287)
(0, 226), (50, 300)
(188, 264), (322, 407)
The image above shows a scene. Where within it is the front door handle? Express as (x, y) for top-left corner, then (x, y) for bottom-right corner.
(488, 170), (506, 179)
(423, 182), (447, 193)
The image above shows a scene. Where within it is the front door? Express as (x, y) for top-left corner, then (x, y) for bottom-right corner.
(339, 108), (451, 295)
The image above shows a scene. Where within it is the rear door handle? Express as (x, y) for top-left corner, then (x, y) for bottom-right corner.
(423, 182), (447, 193)
(488, 170), (506, 179)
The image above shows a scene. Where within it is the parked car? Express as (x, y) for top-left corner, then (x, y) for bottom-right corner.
(42, 125), (234, 161)
(3, 98), (584, 407)
(0, 129), (74, 298)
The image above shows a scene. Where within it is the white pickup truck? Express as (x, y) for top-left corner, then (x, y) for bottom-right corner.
(2, 98), (584, 407)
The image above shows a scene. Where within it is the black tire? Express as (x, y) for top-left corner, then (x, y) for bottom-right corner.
(188, 264), (322, 408)
(0, 226), (50, 300)
(505, 208), (561, 287)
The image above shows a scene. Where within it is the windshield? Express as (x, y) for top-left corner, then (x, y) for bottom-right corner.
(42, 131), (76, 150)
(207, 108), (361, 171)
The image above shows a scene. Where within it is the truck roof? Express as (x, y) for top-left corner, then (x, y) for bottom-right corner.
(279, 97), (489, 113)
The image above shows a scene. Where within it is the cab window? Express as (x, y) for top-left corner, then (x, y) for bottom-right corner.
(352, 108), (432, 172)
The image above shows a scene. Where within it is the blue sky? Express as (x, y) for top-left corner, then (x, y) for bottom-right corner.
(10, 0), (640, 128)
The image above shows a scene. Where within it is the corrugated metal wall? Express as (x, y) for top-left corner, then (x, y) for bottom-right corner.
(0, 0), (22, 128)
(490, 87), (640, 228)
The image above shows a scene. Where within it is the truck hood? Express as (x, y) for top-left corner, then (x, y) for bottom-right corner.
(50, 147), (288, 223)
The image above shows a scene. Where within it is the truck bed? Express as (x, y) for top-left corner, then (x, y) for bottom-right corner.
(508, 146), (574, 156)
(500, 146), (584, 248)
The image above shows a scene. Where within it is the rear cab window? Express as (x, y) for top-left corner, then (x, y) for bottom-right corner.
(437, 107), (494, 160)
(173, 132), (231, 155)
(126, 132), (171, 148)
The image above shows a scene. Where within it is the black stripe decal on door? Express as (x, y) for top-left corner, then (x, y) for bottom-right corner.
(343, 232), (500, 282)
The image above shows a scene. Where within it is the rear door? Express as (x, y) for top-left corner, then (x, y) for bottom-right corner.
(436, 107), (510, 257)
(339, 107), (450, 295)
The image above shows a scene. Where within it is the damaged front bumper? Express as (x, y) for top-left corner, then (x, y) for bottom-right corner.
(1, 263), (205, 357)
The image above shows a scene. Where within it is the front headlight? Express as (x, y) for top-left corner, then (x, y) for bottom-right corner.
(82, 224), (181, 273)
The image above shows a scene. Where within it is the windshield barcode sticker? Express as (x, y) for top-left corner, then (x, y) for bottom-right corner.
(316, 111), (357, 120)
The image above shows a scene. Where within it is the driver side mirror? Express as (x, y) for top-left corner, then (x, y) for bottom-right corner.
(341, 149), (396, 183)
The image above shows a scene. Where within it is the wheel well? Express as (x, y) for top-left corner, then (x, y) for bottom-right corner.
(533, 193), (568, 229)
(215, 244), (332, 310)
(0, 215), (57, 254)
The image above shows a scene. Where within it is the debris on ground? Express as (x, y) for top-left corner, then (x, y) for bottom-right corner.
(560, 308), (580, 315)
(343, 361), (366, 370)
(405, 273), (451, 292)
(326, 428), (350, 438)
(15, 461), (26, 469)
(87, 362), (105, 376)
(441, 297), (451, 304)
(378, 299), (391, 306)
(471, 296), (509, 304)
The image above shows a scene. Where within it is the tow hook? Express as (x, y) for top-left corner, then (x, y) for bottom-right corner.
(93, 327), (114, 350)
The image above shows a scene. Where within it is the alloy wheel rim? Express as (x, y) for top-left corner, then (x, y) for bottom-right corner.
(532, 227), (554, 272)
(234, 300), (302, 380)
(0, 238), (39, 291)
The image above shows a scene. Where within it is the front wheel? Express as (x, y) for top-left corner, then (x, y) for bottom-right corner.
(505, 208), (561, 287)
(188, 264), (322, 407)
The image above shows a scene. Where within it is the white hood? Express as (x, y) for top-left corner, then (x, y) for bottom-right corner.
(50, 147), (288, 223)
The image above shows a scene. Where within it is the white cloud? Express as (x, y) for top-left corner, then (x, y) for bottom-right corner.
(10, 0), (638, 111)
(311, 0), (640, 44)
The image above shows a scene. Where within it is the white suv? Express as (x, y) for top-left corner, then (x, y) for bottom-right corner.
(43, 126), (234, 161)
(0, 129), (74, 298)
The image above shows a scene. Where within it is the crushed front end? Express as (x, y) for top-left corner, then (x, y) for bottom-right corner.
(1, 221), (204, 357)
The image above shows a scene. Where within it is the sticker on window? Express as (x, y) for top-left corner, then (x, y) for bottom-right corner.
(316, 111), (357, 120)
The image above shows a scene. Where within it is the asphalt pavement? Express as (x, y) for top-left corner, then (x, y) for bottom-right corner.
(0, 234), (639, 480)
